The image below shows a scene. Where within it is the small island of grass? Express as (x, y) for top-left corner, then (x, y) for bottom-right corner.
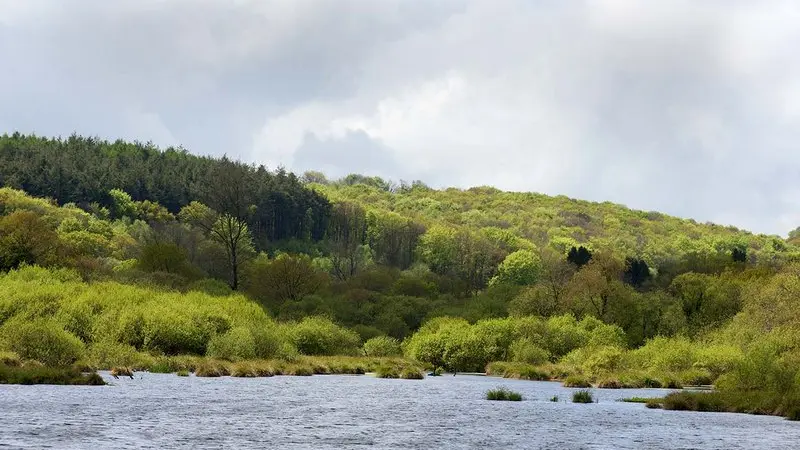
(487, 387), (523, 401)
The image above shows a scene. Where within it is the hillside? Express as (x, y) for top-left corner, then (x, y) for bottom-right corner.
(1, 134), (800, 418)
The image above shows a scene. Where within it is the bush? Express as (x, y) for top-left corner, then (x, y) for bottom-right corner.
(288, 316), (361, 356)
(509, 338), (550, 365)
(1, 320), (84, 366)
(486, 387), (523, 401)
(141, 308), (209, 355)
(0, 351), (21, 367)
(206, 327), (256, 361)
(572, 390), (594, 403)
(563, 375), (591, 388)
(363, 336), (402, 357)
(400, 367), (425, 380)
(83, 341), (153, 370)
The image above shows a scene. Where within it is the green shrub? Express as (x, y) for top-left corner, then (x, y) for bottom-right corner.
(288, 316), (361, 356)
(400, 367), (425, 379)
(661, 392), (726, 412)
(1, 320), (84, 366)
(486, 387), (522, 401)
(563, 375), (591, 388)
(142, 309), (208, 355)
(206, 327), (256, 361)
(572, 390), (594, 403)
(363, 336), (402, 357)
(509, 338), (550, 365)
(251, 326), (283, 359)
(596, 378), (622, 389)
(83, 341), (153, 370)
(375, 365), (400, 378)
(0, 351), (21, 367)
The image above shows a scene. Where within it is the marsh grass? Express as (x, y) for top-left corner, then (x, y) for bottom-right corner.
(572, 390), (594, 403)
(0, 364), (105, 385)
(596, 378), (622, 389)
(485, 362), (549, 381)
(0, 351), (21, 367)
(400, 368), (424, 379)
(550, 395), (559, 402)
(620, 397), (655, 403)
(486, 387), (523, 401)
(176, 369), (190, 377)
(563, 375), (591, 388)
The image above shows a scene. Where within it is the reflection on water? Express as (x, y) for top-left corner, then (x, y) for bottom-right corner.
(1, 373), (798, 449)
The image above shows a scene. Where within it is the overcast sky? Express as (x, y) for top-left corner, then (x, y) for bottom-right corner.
(1, 1), (799, 236)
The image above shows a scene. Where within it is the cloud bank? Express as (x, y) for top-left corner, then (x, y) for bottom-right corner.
(1, 0), (799, 235)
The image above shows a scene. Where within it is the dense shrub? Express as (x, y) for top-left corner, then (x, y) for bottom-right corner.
(509, 338), (550, 365)
(363, 336), (402, 357)
(1, 320), (84, 366)
(206, 327), (257, 361)
(288, 316), (361, 356)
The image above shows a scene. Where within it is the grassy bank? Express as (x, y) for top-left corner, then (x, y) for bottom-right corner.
(0, 363), (104, 385)
(644, 391), (800, 421)
(86, 355), (424, 379)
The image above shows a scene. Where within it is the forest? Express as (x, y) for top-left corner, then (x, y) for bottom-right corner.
(0, 133), (798, 419)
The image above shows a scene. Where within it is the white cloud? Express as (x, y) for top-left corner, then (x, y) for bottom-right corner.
(1, 0), (800, 235)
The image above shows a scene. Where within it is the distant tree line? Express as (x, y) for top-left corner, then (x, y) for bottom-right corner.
(0, 133), (331, 248)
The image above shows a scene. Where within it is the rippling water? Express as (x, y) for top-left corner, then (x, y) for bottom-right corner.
(1, 372), (798, 449)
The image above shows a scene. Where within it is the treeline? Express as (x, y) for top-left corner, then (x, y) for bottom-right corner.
(1, 133), (800, 348)
(0, 133), (331, 247)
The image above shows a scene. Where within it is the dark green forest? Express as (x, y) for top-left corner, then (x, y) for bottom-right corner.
(0, 133), (799, 419)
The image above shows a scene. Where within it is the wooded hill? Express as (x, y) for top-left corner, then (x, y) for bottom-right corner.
(0, 132), (798, 346)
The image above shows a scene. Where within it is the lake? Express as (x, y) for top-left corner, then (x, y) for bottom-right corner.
(1, 372), (798, 449)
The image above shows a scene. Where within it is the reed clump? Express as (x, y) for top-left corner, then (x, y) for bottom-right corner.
(572, 390), (594, 403)
(486, 387), (523, 401)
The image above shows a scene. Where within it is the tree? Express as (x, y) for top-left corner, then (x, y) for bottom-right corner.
(326, 202), (369, 280)
(490, 249), (542, 286)
(567, 246), (592, 268)
(366, 210), (424, 269)
(243, 253), (327, 308)
(623, 257), (651, 288)
(564, 252), (630, 322)
(0, 210), (59, 271)
(179, 201), (254, 290)
(732, 246), (747, 263)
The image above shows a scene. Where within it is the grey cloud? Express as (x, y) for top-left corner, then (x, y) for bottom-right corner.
(292, 130), (405, 181)
(1, 0), (799, 235)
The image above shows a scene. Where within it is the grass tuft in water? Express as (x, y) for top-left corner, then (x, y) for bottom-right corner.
(572, 390), (594, 403)
(176, 370), (190, 377)
(550, 395), (559, 402)
(486, 387), (523, 401)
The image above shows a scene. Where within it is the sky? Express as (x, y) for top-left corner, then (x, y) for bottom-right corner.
(1, 0), (799, 236)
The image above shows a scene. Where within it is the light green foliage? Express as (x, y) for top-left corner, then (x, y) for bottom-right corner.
(0, 319), (84, 366)
(490, 250), (542, 286)
(627, 336), (697, 373)
(207, 327), (257, 361)
(561, 346), (625, 378)
(509, 338), (550, 365)
(287, 316), (361, 356)
(362, 336), (402, 357)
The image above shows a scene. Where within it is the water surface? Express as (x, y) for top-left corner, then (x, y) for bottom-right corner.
(1, 372), (798, 449)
